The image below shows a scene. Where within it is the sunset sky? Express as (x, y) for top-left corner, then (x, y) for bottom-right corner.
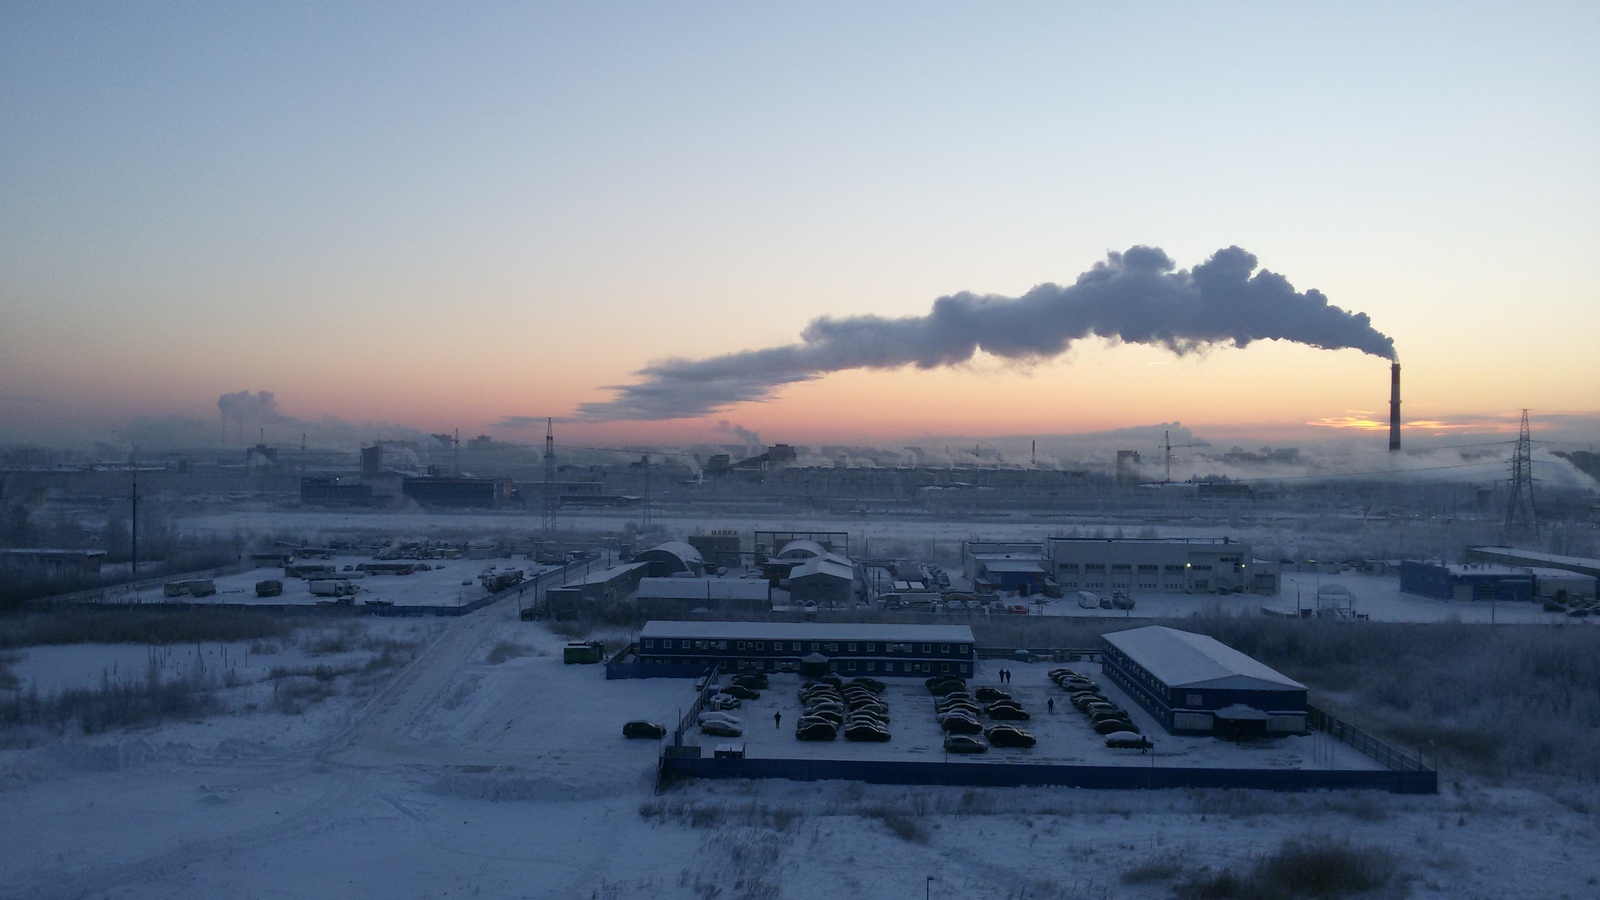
(3, 3), (1596, 452)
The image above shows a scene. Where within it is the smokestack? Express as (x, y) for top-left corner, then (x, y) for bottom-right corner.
(1389, 363), (1401, 451)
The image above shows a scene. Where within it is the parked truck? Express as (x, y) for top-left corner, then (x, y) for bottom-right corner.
(562, 641), (604, 664)
(480, 568), (525, 593)
(308, 579), (357, 598)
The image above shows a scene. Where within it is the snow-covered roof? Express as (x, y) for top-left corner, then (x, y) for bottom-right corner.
(638, 541), (703, 566)
(633, 577), (770, 601)
(640, 621), (976, 643)
(1102, 625), (1305, 692)
(789, 558), (853, 582)
(777, 539), (827, 559)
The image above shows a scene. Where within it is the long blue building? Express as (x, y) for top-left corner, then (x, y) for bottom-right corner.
(635, 621), (976, 678)
(1100, 626), (1307, 737)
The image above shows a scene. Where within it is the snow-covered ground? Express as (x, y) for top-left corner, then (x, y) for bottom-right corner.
(6, 587), (1600, 898)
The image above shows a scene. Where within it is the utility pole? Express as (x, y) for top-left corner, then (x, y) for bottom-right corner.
(1505, 409), (1537, 537)
(130, 465), (139, 578)
(641, 454), (653, 529)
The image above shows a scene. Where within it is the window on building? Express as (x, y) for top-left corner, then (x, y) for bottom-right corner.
(792, 642), (801, 651)
(848, 643), (857, 652)
(940, 663), (950, 673)
(866, 643), (876, 652)
(1187, 694), (1203, 707)
(644, 639), (654, 649)
(941, 644), (949, 654)
(847, 661), (857, 671)
(921, 644), (931, 654)
(737, 641), (746, 650)
(755, 641), (764, 650)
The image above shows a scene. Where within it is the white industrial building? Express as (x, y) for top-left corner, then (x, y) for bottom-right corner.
(1048, 537), (1274, 595)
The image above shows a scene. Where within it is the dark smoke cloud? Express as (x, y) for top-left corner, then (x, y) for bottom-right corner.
(580, 246), (1396, 421)
(218, 390), (285, 423)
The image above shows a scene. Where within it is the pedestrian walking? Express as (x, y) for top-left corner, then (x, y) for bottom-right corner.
(1048, 698), (1055, 714)
(774, 711), (782, 729)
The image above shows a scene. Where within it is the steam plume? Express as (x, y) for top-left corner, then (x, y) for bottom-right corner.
(580, 246), (1395, 421)
(218, 390), (284, 424)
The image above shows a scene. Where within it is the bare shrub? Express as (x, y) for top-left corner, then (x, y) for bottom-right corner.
(1176, 836), (1398, 899)
(271, 677), (337, 715)
(486, 641), (532, 664)
(862, 802), (929, 843)
(1121, 853), (1186, 885)
(0, 610), (291, 649)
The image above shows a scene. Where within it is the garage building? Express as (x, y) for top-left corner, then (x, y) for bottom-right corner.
(1100, 625), (1308, 737)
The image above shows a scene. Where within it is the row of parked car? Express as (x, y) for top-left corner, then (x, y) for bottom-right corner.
(928, 676), (1038, 753)
(1048, 667), (1150, 750)
(797, 673), (892, 742)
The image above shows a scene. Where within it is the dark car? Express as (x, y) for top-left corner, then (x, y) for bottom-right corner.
(944, 734), (988, 754)
(986, 705), (1031, 721)
(1093, 718), (1136, 735)
(975, 687), (1011, 702)
(844, 722), (892, 742)
(722, 685), (760, 700)
(940, 714), (983, 734)
(622, 720), (667, 739)
(1089, 708), (1128, 724)
(796, 719), (838, 741)
(985, 725), (1037, 748)
(1047, 667), (1082, 680)
(733, 673), (769, 690)
(927, 679), (967, 696)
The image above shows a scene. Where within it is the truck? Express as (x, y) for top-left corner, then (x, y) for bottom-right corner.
(163, 579), (217, 598)
(308, 579), (357, 598)
(255, 579), (283, 597)
(480, 568), (525, 593)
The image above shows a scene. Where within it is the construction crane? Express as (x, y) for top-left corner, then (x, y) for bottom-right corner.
(1161, 429), (1210, 483)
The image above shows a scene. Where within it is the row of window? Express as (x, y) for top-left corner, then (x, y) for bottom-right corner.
(1060, 563), (1191, 573)
(647, 657), (965, 675)
(643, 638), (970, 655)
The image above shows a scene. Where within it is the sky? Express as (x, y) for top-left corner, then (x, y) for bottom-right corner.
(2, 2), (1597, 453)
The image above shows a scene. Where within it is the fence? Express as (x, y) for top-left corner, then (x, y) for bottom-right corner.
(1308, 705), (1434, 775)
(659, 755), (1436, 794)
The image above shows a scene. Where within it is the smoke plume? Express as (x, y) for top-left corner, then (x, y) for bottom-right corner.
(580, 246), (1395, 421)
(218, 390), (285, 424)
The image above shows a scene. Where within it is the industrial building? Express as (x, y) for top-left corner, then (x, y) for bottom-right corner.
(632, 541), (705, 577)
(635, 621), (976, 677)
(0, 548), (106, 581)
(1465, 547), (1600, 583)
(961, 541), (1050, 594)
(1399, 561), (1536, 603)
(786, 556), (856, 606)
(1100, 625), (1308, 737)
(632, 577), (772, 616)
(1047, 537), (1270, 595)
(545, 563), (648, 618)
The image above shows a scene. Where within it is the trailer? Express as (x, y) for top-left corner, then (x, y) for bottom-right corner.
(308, 579), (357, 598)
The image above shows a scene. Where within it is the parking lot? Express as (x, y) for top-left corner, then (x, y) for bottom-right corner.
(680, 659), (1384, 772)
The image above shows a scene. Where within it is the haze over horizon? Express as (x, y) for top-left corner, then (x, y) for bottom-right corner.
(3, 4), (1596, 452)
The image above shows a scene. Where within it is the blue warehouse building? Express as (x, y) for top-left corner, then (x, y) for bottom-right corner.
(1399, 561), (1535, 603)
(634, 621), (975, 678)
(1100, 626), (1307, 737)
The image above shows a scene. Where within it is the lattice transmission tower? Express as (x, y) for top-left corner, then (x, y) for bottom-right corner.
(1504, 409), (1537, 536)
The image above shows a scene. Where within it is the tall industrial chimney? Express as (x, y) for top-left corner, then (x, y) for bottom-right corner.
(1388, 363), (1402, 451)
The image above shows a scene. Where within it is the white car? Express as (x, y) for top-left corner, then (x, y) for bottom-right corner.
(697, 711), (743, 727)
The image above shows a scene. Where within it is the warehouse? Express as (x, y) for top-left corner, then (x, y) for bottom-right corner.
(632, 576), (772, 616)
(1100, 625), (1308, 737)
(1399, 561), (1535, 603)
(1047, 537), (1268, 595)
(635, 621), (975, 678)
(545, 563), (648, 618)
(632, 541), (705, 577)
(786, 556), (855, 606)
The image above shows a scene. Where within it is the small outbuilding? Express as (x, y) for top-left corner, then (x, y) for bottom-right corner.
(1399, 561), (1535, 603)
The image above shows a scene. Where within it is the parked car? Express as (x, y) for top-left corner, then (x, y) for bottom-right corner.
(985, 725), (1037, 748)
(1048, 667), (1082, 680)
(701, 720), (743, 738)
(975, 687), (1011, 702)
(722, 685), (760, 700)
(944, 734), (988, 754)
(795, 719), (838, 741)
(733, 673), (769, 690)
(622, 720), (667, 739)
(940, 714), (983, 734)
(1112, 591), (1135, 610)
(986, 705), (1031, 721)
(708, 694), (742, 711)
(1105, 731), (1152, 749)
(697, 711), (743, 727)
(844, 722), (892, 742)
(847, 677), (886, 693)
(1093, 718), (1136, 735)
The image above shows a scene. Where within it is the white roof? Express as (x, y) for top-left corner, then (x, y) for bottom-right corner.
(777, 539), (827, 559)
(633, 577), (770, 601)
(789, 558), (853, 582)
(1102, 625), (1305, 692)
(640, 621), (975, 643)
